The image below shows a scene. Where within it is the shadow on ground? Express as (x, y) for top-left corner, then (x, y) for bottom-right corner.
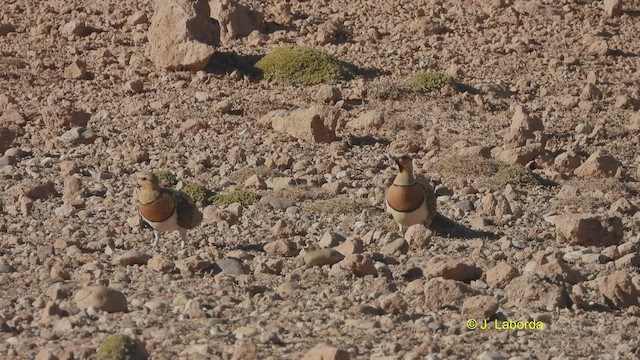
(431, 213), (498, 240)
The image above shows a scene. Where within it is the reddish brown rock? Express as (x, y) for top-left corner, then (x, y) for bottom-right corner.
(423, 278), (480, 311)
(263, 106), (340, 143)
(574, 149), (622, 178)
(555, 213), (623, 246)
(485, 262), (520, 288)
(598, 271), (640, 309)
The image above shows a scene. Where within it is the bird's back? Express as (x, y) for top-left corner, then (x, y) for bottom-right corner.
(171, 189), (203, 229)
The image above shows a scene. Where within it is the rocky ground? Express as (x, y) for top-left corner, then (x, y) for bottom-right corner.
(1, 0), (640, 359)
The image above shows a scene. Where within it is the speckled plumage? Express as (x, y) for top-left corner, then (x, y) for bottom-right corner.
(385, 154), (437, 233)
(135, 172), (203, 248)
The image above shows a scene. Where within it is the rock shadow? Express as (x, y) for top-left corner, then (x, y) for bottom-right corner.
(430, 214), (498, 240)
(206, 51), (264, 76)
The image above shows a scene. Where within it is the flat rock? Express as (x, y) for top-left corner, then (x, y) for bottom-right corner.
(304, 249), (344, 266)
(113, 251), (151, 266)
(424, 258), (483, 283)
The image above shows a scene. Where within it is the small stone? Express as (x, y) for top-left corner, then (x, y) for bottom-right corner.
(315, 85), (342, 104)
(264, 239), (297, 257)
(302, 343), (350, 360)
(604, 0), (623, 17)
(338, 254), (377, 277)
(333, 238), (364, 257)
(73, 286), (128, 313)
(485, 262), (519, 288)
(59, 127), (98, 144)
(425, 259), (483, 283)
(319, 231), (345, 248)
(113, 251), (151, 266)
(147, 254), (175, 273)
(404, 224), (433, 249)
(0, 260), (16, 273)
(381, 237), (409, 255)
(304, 249), (344, 266)
(60, 20), (86, 36)
(212, 258), (247, 276)
(461, 295), (499, 320)
(123, 79), (144, 94)
(63, 58), (87, 80)
(232, 339), (257, 360)
(377, 293), (408, 315)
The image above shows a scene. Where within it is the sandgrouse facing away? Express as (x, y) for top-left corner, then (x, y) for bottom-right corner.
(385, 154), (437, 233)
(135, 172), (203, 249)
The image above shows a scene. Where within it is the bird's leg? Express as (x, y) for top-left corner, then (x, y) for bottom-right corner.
(152, 230), (160, 248)
(179, 230), (188, 249)
(398, 224), (404, 234)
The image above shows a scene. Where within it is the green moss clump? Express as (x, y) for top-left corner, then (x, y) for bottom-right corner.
(98, 334), (139, 360)
(153, 170), (178, 188)
(211, 190), (259, 206)
(408, 71), (452, 92)
(255, 46), (358, 85)
(183, 182), (213, 204)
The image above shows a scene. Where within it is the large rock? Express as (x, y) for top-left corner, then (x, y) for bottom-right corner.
(261, 106), (340, 143)
(598, 271), (640, 309)
(148, 0), (220, 71)
(503, 105), (545, 149)
(555, 213), (623, 246)
(209, 0), (263, 40)
(524, 251), (585, 285)
(485, 261), (519, 288)
(40, 106), (90, 134)
(73, 286), (128, 313)
(423, 278), (480, 311)
(574, 149), (622, 178)
(424, 258), (482, 283)
(505, 273), (569, 311)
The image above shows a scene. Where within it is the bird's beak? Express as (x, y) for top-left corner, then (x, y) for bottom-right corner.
(387, 153), (402, 171)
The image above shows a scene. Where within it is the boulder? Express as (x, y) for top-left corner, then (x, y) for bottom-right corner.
(148, 0), (220, 70)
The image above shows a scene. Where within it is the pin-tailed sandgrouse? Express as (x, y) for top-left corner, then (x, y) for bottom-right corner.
(135, 172), (203, 248)
(385, 154), (437, 233)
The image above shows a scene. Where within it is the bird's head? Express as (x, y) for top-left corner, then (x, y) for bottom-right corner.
(135, 171), (160, 190)
(388, 154), (413, 173)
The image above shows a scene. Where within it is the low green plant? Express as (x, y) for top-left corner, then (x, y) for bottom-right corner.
(255, 46), (358, 85)
(183, 182), (213, 204)
(211, 190), (259, 206)
(153, 170), (178, 188)
(408, 71), (452, 92)
(98, 334), (140, 360)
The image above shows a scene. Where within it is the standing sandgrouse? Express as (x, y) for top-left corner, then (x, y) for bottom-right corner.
(385, 154), (437, 233)
(135, 172), (203, 249)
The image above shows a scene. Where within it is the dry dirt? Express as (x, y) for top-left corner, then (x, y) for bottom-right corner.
(1, 0), (640, 359)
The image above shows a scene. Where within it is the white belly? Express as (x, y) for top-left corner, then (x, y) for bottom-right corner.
(143, 210), (181, 232)
(386, 197), (429, 227)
